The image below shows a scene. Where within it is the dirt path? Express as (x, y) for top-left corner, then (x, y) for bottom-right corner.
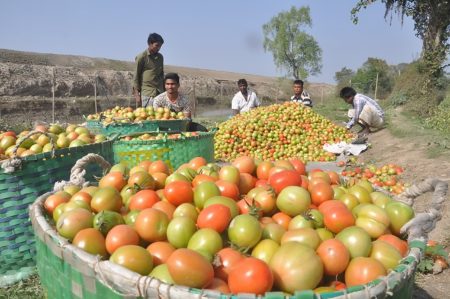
(357, 124), (450, 298)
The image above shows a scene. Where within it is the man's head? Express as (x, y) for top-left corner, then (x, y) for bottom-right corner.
(147, 33), (164, 54)
(237, 79), (248, 94)
(293, 79), (304, 96)
(340, 87), (357, 104)
(164, 73), (180, 95)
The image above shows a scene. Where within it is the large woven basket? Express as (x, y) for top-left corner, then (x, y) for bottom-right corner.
(112, 131), (215, 170)
(29, 154), (448, 298)
(86, 119), (190, 137)
(0, 139), (114, 287)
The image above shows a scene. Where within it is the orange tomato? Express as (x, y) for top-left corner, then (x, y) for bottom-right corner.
(105, 224), (140, 254)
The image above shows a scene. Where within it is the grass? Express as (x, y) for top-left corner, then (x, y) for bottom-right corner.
(0, 274), (45, 299)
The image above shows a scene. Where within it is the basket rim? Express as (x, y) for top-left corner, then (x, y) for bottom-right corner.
(113, 131), (216, 146)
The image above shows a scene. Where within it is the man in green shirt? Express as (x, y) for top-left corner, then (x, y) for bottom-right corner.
(133, 33), (164, 108)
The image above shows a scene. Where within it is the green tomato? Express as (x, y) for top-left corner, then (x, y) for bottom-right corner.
(150, 264), (175, 284)
(262, 223), (286, 244)
(194, 181), (221, 209)
(187, 228), (223, 257)
(276, 186), (311, 217)
(228, 214), (262, 249)
(385, 201), (414, 236)
(167, 217), (197, 248)
(173, 203), (199, 222)
(336, 226), (372, 258)
(251, 239), (279, 264)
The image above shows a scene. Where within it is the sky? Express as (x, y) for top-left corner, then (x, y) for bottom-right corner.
(0, 0), (423, 84)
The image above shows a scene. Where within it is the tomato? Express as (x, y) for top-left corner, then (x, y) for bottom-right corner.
(110, 245), (153, 275)
(194, 181), (221, 209)
(228, 214), (262, 249)
(270, 242), (323, 293)
(228, 257), (273, 295)
(151, 172), (168, 189)
(152, 200), (176, 220)
(65, 185), (82, 197)
(345, 257), (386, 287)
(120, 185), (137, 207)
(192, 174), (216, 188)
(272, 212), (292, 230)
(105, 224), (140, 254)
(336, 226), (372, 258)
(70, 191), (92, 205)
(237, 197), (263, 218)
(254, 189), (277, 215)
(378, 234), (408, 257)
(318, 200), (347, 214)
(56, 208), (94, 241)
(370, 191), (392, 209)
(215, 180), (240, 201)
(329, 280), (346, 290)
(232, 156), (256, 174)
(177, 167), (197, 181)
(148, 160), (170, 175)
(187, 228), (223, 260)
(333, 186), (347, 199)
(357, 180), (374, 193)
(72, 228), (107, 257)
(268, 170), (302, 194)
(44, 193), (70, 215)
(289, 159), (306, 175)
(276, 186), (311, 217)
(337, 193), (359, 211)
(91, 187), (122, 213)
(370, 239), (402, 271)
(206, 278), (230, 293)
(251, 239), (280, 264)
(238, 173), (257, 195)
(326, 171), (341, 185)
(281, 228), (321, 249)
(310, 182), (334, 206)
(99, 171), (127, 191)
(128, 189), (160, 211)
(134, 208), (169, 242)
(288, 215), (314, 230)
(262, 223), (286, 244)
(165, 173), (190, 185)
(204, 196), (239, 218)
(323, 206), (355, 234)
(214, 247), (244, 281)
(173, 203), (199, 222)
(316, 239), (349, 275)
(219, 165), (240, 185)
(146, 241), (175, 266)
(316, 228), (334, 241)
(188, 157), (207, 171)
(150, 264), (174, 284)
(164, 181), (193, 206)
(166, 216), (197, 248)
(385, 201), (415, 236)
(197, 204), (231, 233)
(167, 248), (214, 288)
(128, 171), (156, 190)
(355, 204), (390, 238)
(348, 185), (371, 204)
(256, 161), (273, 180)
(308, 209), (324, 228)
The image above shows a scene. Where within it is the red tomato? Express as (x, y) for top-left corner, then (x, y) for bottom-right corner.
(192, 174), (217, 188)
(268, 170), (302, 194)
(152, 200), (176, 220)
(206, 278), (230, 293)
(289, 158), (306, 175)
(72, 228), (107, 257)
(310, 182), (334, 206)
(378, 234), (409, 257)
(323, 207), (355, 234)
(128, 189), (160, 211)
(215, 180), (240, 201)
(272, 212), (292, 230)
(232, 156), (256, 174)
(146, 241), (175, 266)
(44, 193), (70, 215)
(345, 257), (386, 287)
(99, 171), (127, 191)
(318, 200), (347, 214)
(214, 248), (244, 281)
(255, 179), (270, 188)
(256, 161), (273, 180)
(71, 191), (92, 205)
(128, 171), (156, 190)
(163, 181), (193, 206)
(110, 245), (153, 275)
(148, 160), (170, 175)
(238, 173), (257, 195)
(105, 224), (140, 254)
(167, 248), (214, 288)
(316, 239), (350, 275)
(197, 204), (232, 233)
(134, 208), (169, 242)
(228, 257), (273, 295)
(188, 157), (207, 171)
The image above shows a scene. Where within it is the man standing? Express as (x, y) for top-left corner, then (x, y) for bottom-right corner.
(340, 86), (385, 136)
(291, 79), (312, 107)
(133, 33), (164, 108)
(231, 79), (260, 115)
(153, 73), (191, 119)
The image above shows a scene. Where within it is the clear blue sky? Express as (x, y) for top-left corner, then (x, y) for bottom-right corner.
(0, 0), (422, 84)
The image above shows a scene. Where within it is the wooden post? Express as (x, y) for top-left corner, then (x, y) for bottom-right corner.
(374, 72), (379, 100)
(321, 87), (324, 105)
(192, 78), (196, 118)
(94, 73), (98, 114)
(52, 67), (55, 123)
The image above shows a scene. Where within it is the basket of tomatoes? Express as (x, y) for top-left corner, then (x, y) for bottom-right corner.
(29, 154), (447, 298)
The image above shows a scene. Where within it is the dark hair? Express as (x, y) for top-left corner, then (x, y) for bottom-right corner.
(148, 33), (164, 45)
(340, 87), (357, 99)
(293, 79), (304, 86)
(237, 79), (248, 86)
(164, 73), (180, 84)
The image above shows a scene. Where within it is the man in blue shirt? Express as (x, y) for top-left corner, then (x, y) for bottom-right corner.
(340, 87), (385, 136)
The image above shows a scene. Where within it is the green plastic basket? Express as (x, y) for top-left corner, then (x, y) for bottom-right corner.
(0, 140), (114, 287)
(86, 119), (190, 137)
(112, 131), (215, 170)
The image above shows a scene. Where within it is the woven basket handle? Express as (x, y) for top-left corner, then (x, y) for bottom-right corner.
(12, 130), (57, 158)
(53, 153), (111, 191)
(397, 178), (448, 242)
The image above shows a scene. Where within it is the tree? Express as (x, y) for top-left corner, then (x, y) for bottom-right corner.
(334, 67), (355, 86)
(262, 6), (322, 80)
(351, 58), (393, 99)
(351, 0), (450, 114)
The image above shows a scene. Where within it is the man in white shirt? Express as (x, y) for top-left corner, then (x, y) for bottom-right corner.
(340, 86), (385, 136)
(231, 79), (261, 115)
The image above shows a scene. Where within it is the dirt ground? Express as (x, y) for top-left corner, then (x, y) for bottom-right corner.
(357, 124), (450, 298)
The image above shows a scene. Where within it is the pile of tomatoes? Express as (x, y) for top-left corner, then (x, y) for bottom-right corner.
(44, 156), (415, 295)
(214, 102), (354, 162)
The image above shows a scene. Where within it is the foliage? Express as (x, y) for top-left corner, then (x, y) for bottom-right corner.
(351, 0), (450, 116)
(424, 93), (450, 132)
(262, 6), (322, 80)
(0, 274), (45, 299)
(334, 67), (355, 86)
(350, 58), (394, 99)
(417, 244), (449, 273)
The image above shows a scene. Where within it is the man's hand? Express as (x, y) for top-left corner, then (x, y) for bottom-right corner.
(134, 93), (141, 108)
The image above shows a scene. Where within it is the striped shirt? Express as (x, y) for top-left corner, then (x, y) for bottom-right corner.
(347, 93), (384, 128)
(153, 92), (191, 113)
(291, 90), (312, 107)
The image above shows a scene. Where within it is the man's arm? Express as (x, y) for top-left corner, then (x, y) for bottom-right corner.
(231, 95), (240, 115)
(133, 55), (144, 107)
(347, 98), (363, 129)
